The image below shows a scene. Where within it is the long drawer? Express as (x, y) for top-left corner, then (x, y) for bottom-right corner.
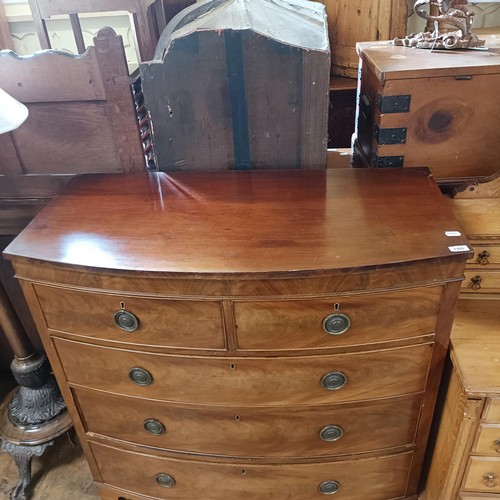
(474, 425), (500, 456)
(75, 387), (421, 458)
(234, 286), (441, 351)
(90, 441), (413, 500)
(34, 284), (226, 350)
(54, 337), (433, 406)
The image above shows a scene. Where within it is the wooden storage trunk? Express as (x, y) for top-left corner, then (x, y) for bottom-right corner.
(353, 35), (500, 181)
(140, 0), (330, 171)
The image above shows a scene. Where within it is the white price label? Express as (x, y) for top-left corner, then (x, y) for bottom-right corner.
(448, 245), (470, 252)
(445, 231), (462, 237)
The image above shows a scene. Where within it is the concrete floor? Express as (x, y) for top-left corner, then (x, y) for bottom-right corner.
(0, 370), (98, 500)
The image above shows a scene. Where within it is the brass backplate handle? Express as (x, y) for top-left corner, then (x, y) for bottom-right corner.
(476, 250), (490, 265)
(483, 472), (497, 488)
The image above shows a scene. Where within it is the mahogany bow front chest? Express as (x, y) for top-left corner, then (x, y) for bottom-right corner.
(4, 168), (471, 499)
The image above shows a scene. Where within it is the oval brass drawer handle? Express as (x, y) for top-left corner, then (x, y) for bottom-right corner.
(484, 472), (497, 488)
(476, 250), (490, 265)
(144, 418), (165, 435)
(469, 275), (482, 290)
(319, 425), (344, 442)
(156, 473), (175, 488)
(321, 372), (347, 391)
(114, 308), (140, 332)
(318, 480), (340, 494)
(129, 367), (153, 386)
(322, 313), (351, 335)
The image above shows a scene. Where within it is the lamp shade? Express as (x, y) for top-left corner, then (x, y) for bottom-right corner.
(0, 88), (29, 134)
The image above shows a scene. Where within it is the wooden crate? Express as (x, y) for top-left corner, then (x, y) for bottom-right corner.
(353, 34), (500, 181)
(140, 0), (330, 171)
(320, 0), (408, 78)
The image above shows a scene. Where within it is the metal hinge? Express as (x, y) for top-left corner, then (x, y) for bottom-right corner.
(376, 92), (411, 113)
(372, 154), (404, 168)
(374, 124), (407, 145)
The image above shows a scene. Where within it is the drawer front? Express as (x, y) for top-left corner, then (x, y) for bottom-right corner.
(54, 338), (433, 406)
(462, 271), (500, 294)
(464, 457), (500, 493)
(468, 245), (500, 267)
(35, 284), (225, 350)
(475, 425), (500, 456)
(91, 441), (413, 500)
(234, 287), (441, 351)
(484, 400), (500, 423)
(75, 387), (422, 458)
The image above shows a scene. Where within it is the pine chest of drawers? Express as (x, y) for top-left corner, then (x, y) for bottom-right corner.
(4, 168), (472, 499)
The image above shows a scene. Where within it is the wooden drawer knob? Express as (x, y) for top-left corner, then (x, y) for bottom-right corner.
(129, 367), (153, 386)
(156, 473), (175, 488)
(321, 372), (347, 391)
(319, 425), (344, 442)
(322, 313), (351, 335)
(318, 480), (340, 494)
(144, 418), (165, 435)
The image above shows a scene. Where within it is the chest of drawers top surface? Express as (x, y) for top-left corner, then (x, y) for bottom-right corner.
(4, 168), (470, 277)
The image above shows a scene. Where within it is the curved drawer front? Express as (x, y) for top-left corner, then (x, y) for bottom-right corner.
(464, 457), (500, 493)
(90, 441), (412, 500)
(234, 286), (441, 351)
(34, 284), (225, 350)
(461, 270), (500, 294)
(75, 387), (422, 458)
(54, 338), (432, 406)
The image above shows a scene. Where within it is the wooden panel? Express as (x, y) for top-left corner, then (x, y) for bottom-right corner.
(0, 135), (23, 175)
(449, 198), (500, 240)
(91, 440), (413, 500)
(474, 425), (500, 455)
(76, 387), (422, 458)
(11, 102), (122, 174)
(234, 286), (442, 351)
(34, 284), (226, 350)
(424, 368), (484, 500)
(54, 337), (433, 406)
(0, 200), (46, 236)
(0, 175), (74, 198)
(451, 300), (500, 397)
(0, 48), (106, 103)
(326, 0), (407, 77)
(34, 0), (157, 17)
(464, 457), (500, 493)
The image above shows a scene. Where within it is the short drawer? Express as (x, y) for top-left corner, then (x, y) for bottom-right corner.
(234, 286), (441, 351)
(75, 387), (422, 458)
(468, 245), (500, 267)
(91, 441), (413, 500)
(484, 400), (500, 423)
(34, 284), (225, 350)
(464, 457), (500, 493)
(462, 271), (500, 294)
(54, 337), (432, 406)
(474, 425), (500, 456)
